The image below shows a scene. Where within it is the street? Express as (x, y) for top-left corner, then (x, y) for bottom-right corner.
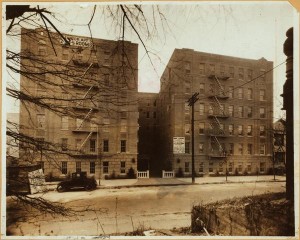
(6, 181), (285, 236)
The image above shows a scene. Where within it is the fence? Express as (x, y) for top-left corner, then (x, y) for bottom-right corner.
(137, 170), (149, 178)
(162, 170), (175, 178)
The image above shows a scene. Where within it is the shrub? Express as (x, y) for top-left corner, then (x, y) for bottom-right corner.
(234, 168), (239, 176)
(243, 169), (248, 176)
(127, 167), (136, 179)
(175, 167), (184, 177)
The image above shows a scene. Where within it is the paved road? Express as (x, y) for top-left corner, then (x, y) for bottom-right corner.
(6, 181), (285, 236)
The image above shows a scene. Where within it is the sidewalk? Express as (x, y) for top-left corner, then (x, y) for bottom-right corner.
(98, 175), (285, 189)
(45, 175), (285, 190)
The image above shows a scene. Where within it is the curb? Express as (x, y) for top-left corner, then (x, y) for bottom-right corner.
(96, 179), (286, 190)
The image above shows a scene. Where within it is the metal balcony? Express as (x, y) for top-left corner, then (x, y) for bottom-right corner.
(207, 111), (229, 118)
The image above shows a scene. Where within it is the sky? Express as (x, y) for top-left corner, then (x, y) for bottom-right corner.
(4, 1), (297, 121)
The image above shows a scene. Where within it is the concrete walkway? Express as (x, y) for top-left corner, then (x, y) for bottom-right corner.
(46, 175), (286, 190)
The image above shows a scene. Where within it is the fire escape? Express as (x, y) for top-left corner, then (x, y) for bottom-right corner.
(71, 52), (99, 158)
(207, 74), (229, 158)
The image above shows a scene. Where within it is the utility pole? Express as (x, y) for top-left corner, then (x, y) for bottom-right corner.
(188, 92), (199, 184)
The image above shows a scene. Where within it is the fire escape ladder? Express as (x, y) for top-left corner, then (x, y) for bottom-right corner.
(77, 63), (94, 84)
(76, 86), (94, 107)
(213, 96), (224, 115)
(214, 76), (226, 97)
(79, 131), (93, 150)
(76, 108), (93, 130)
(213, 116), (225, 135)
(213, 136), (224, 153)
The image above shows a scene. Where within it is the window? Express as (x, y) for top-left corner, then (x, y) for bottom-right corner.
(228, 125), (234, 135)
(209, 64), (215, 74)
(260, 162), (266, 172)
(91, 121), (97, 131)
(228, 86), (234, 98)
(185, 142), (190, 154)
(120, 161), (126, 174)
(75, 139), (81, 150)
(238, 144), (243, 155)
(238, 88), (243, 99)
(229, 67), (234, 78)
(199, 143), (204, 154)
(247, 163), (252, 173)
(38, 46), (46, 56)
(62, 50), (69, 61)
(184, 162), (190, 173)
(219, 162), (223, 173)
(247, 144), (253, 155)
(199, 63), (205, 74)
(238, 106), (244, 118)
(90, 162), (95, 174)
(238, 125), (243, 136)
(199, 123), (205, 134)
(260, 145), (266, 155)
(37, 114), (46, 129)
(61, 116), (68, 130)
(247, 107), (253, 118)
(121, 140), (126, 152)
(199, 162), (204, 173)
(185, 62), (191, 74)
(61, 138), (68, 151)
(260, 125), (266, 137)
(184, 81), (191, 93)
(220, 65), (225, 77)
(274, 134), (284, 146)
(120, 111), (127, 119)
(199, 83), (205, 94)
(104, 74), (110, 86)
(103, 161), (109, 174)
(229, 143), (234, 155)
(259, 89), (266, 101)
(228, 105), (234, 117)
(103, 140), (109, 152)
(146, 112), (150, 118)
(90, 139), (96, 152)
(185, 124), (190, 135)
(238, 68), (244, 79)
(260, 107), (266, 118)
(247, 125), (252, 136)
(208, 105), (213, 115)
(228, 162), (233, 173)
(209, 162), (214, 173)
(103, 118), (110, 132)
(247, 69), (253, 79)
(76, 118), (83, 129)
(260, 70), (266, 80)
(247, 88), (253, 100)
(61, 161), (67, 174)
(153, 100), (157, 107)
(199, 103), (205, 115)
(76, 162), (81, 173)
(238, 163), (243, 173)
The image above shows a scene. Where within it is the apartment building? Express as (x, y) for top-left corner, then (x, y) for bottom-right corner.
(19, 28), (139, 179)
(157, 49), (274, 176)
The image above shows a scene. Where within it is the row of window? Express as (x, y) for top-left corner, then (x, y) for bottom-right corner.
(194, 84), (267, 101)
(183, 161), (266, 174)
(195, 103), (267, 118)
(145, 111), (157, 119)
(60, 161), (126, 175)
(184, 142), (267, 155)
(193, 123), (267, 136)
(184, 61), (266, 81)
(36, 115), (128, 132)
(60, 138), (127, 153)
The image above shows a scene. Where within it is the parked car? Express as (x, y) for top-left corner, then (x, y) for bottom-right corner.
(57, 172), (97, 192)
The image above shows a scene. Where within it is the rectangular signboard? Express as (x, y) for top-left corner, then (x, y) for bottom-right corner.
(173, 137), (185, 154)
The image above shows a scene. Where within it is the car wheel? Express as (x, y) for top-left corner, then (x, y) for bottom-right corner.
(57, 184), (65, 192)
(85, 184), (93, 191)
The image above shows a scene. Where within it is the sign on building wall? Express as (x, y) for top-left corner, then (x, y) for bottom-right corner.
(59, 36), (93, 48)
(173, 137), (185, 154)
(28, 169), (47, 194)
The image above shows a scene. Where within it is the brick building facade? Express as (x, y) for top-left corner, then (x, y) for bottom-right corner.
(157, 49), (274, 176)
(19, 28), (139, 179)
